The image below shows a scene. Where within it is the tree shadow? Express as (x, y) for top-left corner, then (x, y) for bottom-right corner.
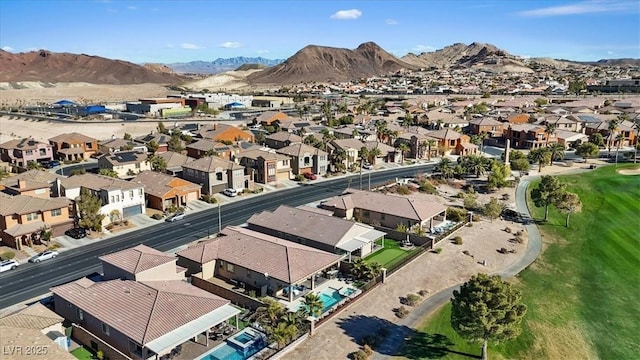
(399, 332), (482, 359)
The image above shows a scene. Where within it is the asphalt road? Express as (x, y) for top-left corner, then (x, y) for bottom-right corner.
(0, 164), (434, 310)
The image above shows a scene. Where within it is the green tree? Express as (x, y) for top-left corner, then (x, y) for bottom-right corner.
(607, 118), (621, 153)
(568, 80), (586, 95)
(301, 293), (324, 318)
(397, 143), (410, 164)
(368, 146), (382, 165)
(589, 133), (605, 147)
(483, 197), (504, 222)
(615, 133), (625, 167)
(98, 168), (119, 178)
(531, 175), (565, 221)
(544, 123), (556, 146)
(575, 142), (600, 163)
(123, 133), (132, 140)
(330, 148), (347, 172)
(555, 191), (582, 228)
(157, 122), (167, 134)
(436, 157), (455, 179)
(77, 187), (105, 231)
(548, 143), (565, 165)
(26, 161), (43, 170)
(270, 321), (297, 349)
(149, 155), (167, 172)
(510, 158), (530, 172)
(168, 133), (184, 153)
(254, 299), (285, 329)
(528, 147), (551, 173)
(0, 167), (9, 180)
(146, 140), (159, 154)
(451, 274), (527, 360)
(486, 163), (511, 191)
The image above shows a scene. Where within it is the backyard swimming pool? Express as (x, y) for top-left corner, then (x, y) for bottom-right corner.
(318, 288), (343, 313)
(198, 328), (267, 360)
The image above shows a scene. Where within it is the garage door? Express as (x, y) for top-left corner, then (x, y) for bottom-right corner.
(122, 205), (143, 218)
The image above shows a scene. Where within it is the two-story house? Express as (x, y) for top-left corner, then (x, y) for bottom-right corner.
(0, 169), (61, 197)
(156, 151), (194, 176)
(98, 137), (148, 155)
(0, 193), (73, 250)
(238, 149), (292, 185)
(58, 173), (146, 226)
(329, 138), (366, 170)
(134, 133), (172, 154)
(504, 124), (557, 149)
(254, 111), (289, 127)
(49, 132), (98, 161)
(181, 156), (250, 195)
(275, 143), (329, 176)
(410, 128), (475, 157)
(264, 132), (302, 149)
(196, 124), (255, 143)
(0, 138), (54, 168)
(468, 118), (505, 137)
(131, 171), (201, 212)
(186, 139), (237, 160)
(97, 151), (151, 178)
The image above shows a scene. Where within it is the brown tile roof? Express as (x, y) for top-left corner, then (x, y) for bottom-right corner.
(182, 156), (244, 173)
(157, 151), (194, 170)
(321, 190), (447, 222)
(247, 205), (362, 247)
(276, 143), (327, 158)
(3, 179), (50, 192)
(0, 303), (64, 330)
(425, 128), (463, 140)
(331, 138), (365, 151)
(99, 151), (147, 166)
(177, 226), (342, 284)
(48, 132), (97, 143)
(266, 132), (302, 143)
(0, 194), (70, 216)
(364, 141), (395, 153)
(186, 139), (233, 152)
(255, 111), (288, 124)
(0, 326), (75, 360)
(50, 278), (229, 345)
(131, 171), (200, 198)
(0, 138), (49, 151)
(0, 169), (60, 185)
(469, 117), (504, 126)
(135, 133), (172, 145)
(61, 173), (141, 191)
(240, 149), (289, 161)
(99, 244), (176, 275)
(4, 221), (48, 237)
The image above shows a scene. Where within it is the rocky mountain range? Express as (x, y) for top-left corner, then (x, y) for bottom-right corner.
(247, 42), (417, 84)
(0, 49), (185, 85)
(168, 57), (285, 74)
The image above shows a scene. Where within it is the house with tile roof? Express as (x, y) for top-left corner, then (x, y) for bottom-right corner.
(51, 276), (239, 360)
(131, 171), (201, 212)
(0, 194), (72, 250)
(275, 143), (329, 176)
(410, 128), (473, 157)
(264, 131), (302, 149)
(196, 124), (255, 143)
(58, 173), (146, 225)
(238, 149), (292, 185)
(319, 189), (448, 230)
(247, 205), (386, 260)
(156, 151), (193, 176)
(468, 117), (505, 137)
(504, 123), (557, 149)
(186, 139), (237, 160)
(98, 137), (147, 155)
(0, 169), (62, 196)
(0, 138), (54, 168)
(254, 111), (289, 126)
(134, 133), (173, 154)
(181, 156), (250, 195)
(97, 150), (151, 179)
(48, 132), (98, 161)
(177, 226), (344, 302)
(0, 303), (74, 360)
(100, 244), (186, 282)
(1, 178), (52, 198)
(555, 130), (589, 149)
(329, 138), (367, 170)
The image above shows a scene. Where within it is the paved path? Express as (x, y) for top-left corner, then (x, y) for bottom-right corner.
(372, 178), (543, 359)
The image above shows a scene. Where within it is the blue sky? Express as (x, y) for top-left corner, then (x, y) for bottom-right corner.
(1, 0), (638, 63)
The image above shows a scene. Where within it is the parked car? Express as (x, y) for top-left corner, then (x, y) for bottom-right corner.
(28, 250), (59, 263)
(65, 227), (87, 239)
(303, 172), (317, 180)
(42, 160), (61, 169)
(223, 188), (238, 197)
(362, 162), (373, 170)
(165, 212), (186, 222)
(0, 259), (19, 273)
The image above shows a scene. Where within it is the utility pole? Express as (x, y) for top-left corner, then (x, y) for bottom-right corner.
(368, 172), (371, 191)
(218, 202), (222, 234)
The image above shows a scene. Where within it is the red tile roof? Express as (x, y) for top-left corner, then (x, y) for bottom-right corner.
(99, 244), (176, 275)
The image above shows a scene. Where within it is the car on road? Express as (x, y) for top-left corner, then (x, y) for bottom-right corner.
(65, 227), (87, 239)
(303, 172), (317, 180)
(28, 250), (59, 263)
(223, 188), (238, 197)
(0, 259), (19, 273)
(42, 160), (61, 169)
(165, 212), (186, 222)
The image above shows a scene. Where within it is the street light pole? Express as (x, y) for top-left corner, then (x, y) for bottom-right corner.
(218, 202), (222, 234)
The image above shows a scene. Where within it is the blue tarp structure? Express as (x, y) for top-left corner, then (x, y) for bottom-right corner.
(83, 105), (107, 114)
(54, 100), (77, 106)
(225, 101), (246, 109)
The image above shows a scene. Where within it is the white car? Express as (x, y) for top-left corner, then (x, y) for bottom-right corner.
(28, 250), (59, 263)
(165, 212), (186, 222)
(0, 259), (19, 273)
(363, 162), (373, 170)
(223, 188), (238, 197)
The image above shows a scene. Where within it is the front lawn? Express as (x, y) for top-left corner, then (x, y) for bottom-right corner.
(398, 165), (640, 359)
(70, 347), (94, 360)
(364, 238), (419, 269)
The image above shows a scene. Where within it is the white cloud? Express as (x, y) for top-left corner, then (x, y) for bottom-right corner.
(256, 49), (270, 54)
(607, 51), (614, 55)
(181, 43), (202, 50)
(166, 44), (174, 48)
(385, 19), (398, 25)
(412, 45), (435, 53)
(519, 0), (637, 17)
(330, 9), (362, 20)
(127, 5), (137, 10)
(1, 46), (14, 52)
(219, 41), (241, 48)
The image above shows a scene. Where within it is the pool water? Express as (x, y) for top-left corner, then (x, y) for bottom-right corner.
(233, 332), (254, 344)
(341, 287), (356, 296)
(318, 288), (344, 313)
(204, 342), (263, 360)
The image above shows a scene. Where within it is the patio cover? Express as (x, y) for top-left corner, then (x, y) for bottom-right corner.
(337, 229), (386, 252)
(145, 304), (241, 355)
(4, 221), (46, 237)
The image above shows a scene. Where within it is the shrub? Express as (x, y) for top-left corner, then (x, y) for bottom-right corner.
(498, 247), (508, 254)
(418, 181), (437, 194)
(515, 230), (524, 236)
(418, 289), (429, 297)
(294, 174), (304, 182)
(406, 293), (421, 306)
(504, 227), (512, 233)
(514, 235), (524, 244)
(434, 248), (443, 254)
(463, 195), (478, 210)
(361, 334), (380, 348)
(396, 185), (411, 195)
(453, 236), (463, 245)
(446, 207), (467, 222)
(48, 242), (61, 250)
(351, 350), (369, 360)
(395, 306), (410, 318)
(151, 213), (163, 220)
(363, 344), (373, 356)
(201, 194), (217, 204)
(472, 214), (481, 222)
(1, 251), (15, 260)
(466, 222), (473, 227)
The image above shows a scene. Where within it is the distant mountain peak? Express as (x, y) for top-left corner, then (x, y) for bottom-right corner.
(168, 56), (285, 74)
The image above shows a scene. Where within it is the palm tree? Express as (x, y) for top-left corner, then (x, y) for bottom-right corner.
(418, 140), (428, 159)
(615, 133), (625, 166)
(320, 128), (335, 151)
(548, 143), (565, 165)
(375, 120), (388, 142)
(528, 147), (551, 173)
(254, 298), (285, 329)
(302, 293), (324, 318)
(479, 132), (490, 154)
(397, 143), (410, 164)
(350, 258), (369, 281)
(545, 123), (556, 146)
(427, 139), (437, 161)
(368, 146), (382, 165)
(331, 148), (347, 172)
(269, 322), (297, 349)
(607, 118), (620, 154)
(436, 158), (455, 179)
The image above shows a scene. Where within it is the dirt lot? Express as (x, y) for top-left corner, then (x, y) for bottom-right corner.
(0, 83), (171, 105)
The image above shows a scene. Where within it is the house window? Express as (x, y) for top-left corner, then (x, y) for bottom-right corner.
(129, 191), (134, 198)
(226, 263), (235, 273)
(110, 196), (114, 203)
(86, 142), (93, 149)
(247, 270), (252, 278)
(216, 172), (223, 181)
(51, 209), (62, 217)
(77, 309), (84, 321)
(363, 210), (370, 218)
(135, 163), (140, 169)
(39, 148), (47, 156)
(26, 212), (38, 221)
(25, 150), (34, 155)
(102, 323), (110, 336)
(139, 189), (143, 196)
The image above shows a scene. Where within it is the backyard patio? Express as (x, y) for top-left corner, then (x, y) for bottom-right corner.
(364, 238), (420, 269)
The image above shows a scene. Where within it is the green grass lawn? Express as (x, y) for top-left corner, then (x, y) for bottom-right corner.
(364, 238), (419, 269)
(70, 347), (94, 360)
(398, 165), (640, 360)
